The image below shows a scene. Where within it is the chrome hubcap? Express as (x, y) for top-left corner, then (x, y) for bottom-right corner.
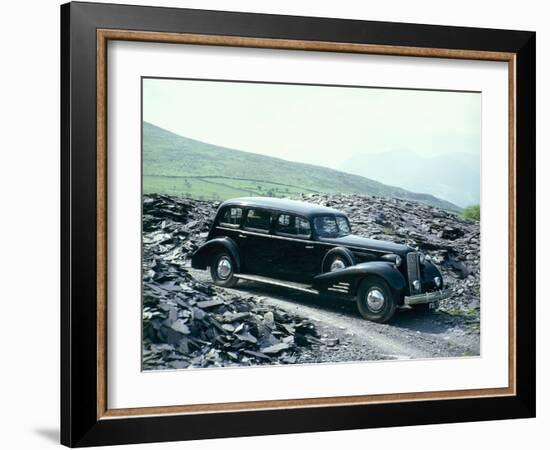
(366, 288), (385, 311)
(216, 256), (232, 279)
(330, 258), (346, 272)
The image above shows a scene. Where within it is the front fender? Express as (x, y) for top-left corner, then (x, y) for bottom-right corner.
(190, 237), (241, 271)
(313, 261), (406, 301)
(421, 260), (445, 288)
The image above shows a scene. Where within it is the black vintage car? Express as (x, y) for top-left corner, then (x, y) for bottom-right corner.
(191, 197), (450, 323)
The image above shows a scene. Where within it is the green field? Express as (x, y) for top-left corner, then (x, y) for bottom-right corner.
(143, 176), (310, 200)
(143, 121), (461, 211)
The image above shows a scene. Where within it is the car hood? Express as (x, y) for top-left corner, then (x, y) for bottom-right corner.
(319, 234), (410, 254)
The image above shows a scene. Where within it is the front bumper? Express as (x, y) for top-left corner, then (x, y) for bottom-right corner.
(404, 289), (451, 306)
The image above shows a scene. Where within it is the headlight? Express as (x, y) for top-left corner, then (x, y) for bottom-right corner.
(412, 280), (421, 291)
(382, 253), (402, 267)
(419, 253), (426, 264)
(434, 276), (442, 288)
(425, 255), (432, 262)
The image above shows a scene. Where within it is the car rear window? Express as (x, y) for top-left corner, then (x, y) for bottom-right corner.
(244, 209), (271, 232)
(219, 207), (242, 228)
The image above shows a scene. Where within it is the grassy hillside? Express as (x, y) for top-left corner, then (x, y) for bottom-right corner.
(143, 122), (461, 212)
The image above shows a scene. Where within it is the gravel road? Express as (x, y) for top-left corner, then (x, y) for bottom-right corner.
(189, 268), (480, 363)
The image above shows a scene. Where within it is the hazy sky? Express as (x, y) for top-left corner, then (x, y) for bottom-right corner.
(143, 78), (481, 168)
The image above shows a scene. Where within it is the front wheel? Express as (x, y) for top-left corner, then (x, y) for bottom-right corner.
(210, 252), (238, 287)
(356, 277), (396, 323)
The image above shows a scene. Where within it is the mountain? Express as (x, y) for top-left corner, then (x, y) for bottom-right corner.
(339, 149), (479, 208)
(143, 122), (461, 212)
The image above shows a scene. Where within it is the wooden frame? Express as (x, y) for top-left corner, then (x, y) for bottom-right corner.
(61, 1), (535, 447)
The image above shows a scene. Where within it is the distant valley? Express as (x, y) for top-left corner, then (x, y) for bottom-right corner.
(339, 149), (479, 208)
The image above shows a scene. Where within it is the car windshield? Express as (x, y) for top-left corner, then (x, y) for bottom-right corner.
(314, 215), (352, 238)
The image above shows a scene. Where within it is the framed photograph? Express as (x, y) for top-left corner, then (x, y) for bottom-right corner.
(61, 2), (535, 447)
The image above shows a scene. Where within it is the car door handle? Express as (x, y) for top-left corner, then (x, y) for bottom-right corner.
(305, 245), (314, 249)
(238, 234), (247, 238)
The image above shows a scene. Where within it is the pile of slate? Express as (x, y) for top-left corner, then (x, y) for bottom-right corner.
(142, 194), (319, 370)
(296, 193), (481, 315)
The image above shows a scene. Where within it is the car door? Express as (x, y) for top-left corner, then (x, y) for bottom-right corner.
(272, 214), (321, 282)
(294, 216), (325, 280)
(270, 213), (301, 280)
(240, 208), (274, 274)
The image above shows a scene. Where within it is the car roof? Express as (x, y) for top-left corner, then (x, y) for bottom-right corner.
(219, 197), (345, 218)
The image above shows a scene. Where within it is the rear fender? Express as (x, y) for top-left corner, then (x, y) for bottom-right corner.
(190, 237), (241, 271)
(313, 261), (406, 301)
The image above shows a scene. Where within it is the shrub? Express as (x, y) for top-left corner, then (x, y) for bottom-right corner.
(463, 205), (480, 221)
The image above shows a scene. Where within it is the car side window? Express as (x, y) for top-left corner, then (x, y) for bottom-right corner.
(244, 208), (271, 232)
(296, 217), (311, 238)
(219, 207), (242, 228)
(275, 214), (295, 235)
(336, 216), (351, 234)
(274, 214), (311, 238)
(314, 216), (338, 237)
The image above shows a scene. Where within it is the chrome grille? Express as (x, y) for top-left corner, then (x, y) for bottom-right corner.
(406, 252), (421, 293)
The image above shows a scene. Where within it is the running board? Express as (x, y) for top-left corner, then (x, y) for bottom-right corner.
(234, 274), (319, 295)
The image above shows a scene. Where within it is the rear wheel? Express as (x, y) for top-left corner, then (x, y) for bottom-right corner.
(356, 277), (396, 323)
(210, 252), (238, 287)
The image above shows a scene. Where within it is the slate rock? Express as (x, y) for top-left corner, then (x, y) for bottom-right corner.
(260, 342), (291, 354)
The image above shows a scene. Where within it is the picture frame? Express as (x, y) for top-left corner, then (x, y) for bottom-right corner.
(60, 1), (535, 447)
